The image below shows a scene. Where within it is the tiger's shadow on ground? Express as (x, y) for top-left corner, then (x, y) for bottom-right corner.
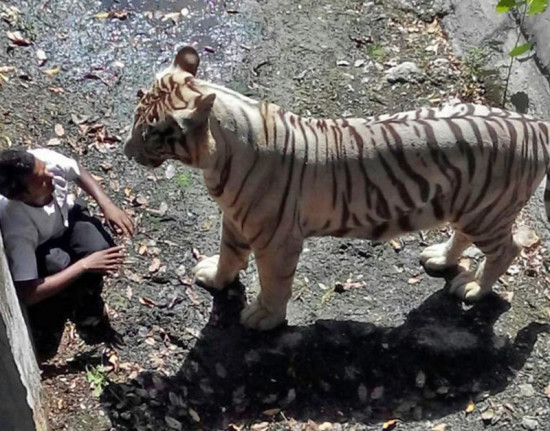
(102, 282), (549, 430)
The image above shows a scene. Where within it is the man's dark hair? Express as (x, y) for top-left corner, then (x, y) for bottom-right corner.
(0, 149), (35, 199)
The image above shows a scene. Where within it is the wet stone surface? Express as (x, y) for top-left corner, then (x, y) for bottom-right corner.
(1, 0), (550, 430)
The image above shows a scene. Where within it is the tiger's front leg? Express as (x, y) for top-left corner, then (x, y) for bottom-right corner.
(240, 240), (303, 330)
(192, 217), (251, 290)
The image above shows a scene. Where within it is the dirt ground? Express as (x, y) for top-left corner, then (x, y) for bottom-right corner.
(1, 0), (550, 430)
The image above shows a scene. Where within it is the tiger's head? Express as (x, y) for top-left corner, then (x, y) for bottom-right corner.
(124, 46), (216, 168)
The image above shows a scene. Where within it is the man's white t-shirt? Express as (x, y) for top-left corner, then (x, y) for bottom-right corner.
(0, 148), (81, 282)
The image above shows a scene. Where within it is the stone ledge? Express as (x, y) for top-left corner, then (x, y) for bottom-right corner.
(0, 232), (49, 431)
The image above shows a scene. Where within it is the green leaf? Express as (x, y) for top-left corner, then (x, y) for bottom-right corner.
(497, 0), (518, 13)
(528, 0), (549, 14)
(509, 42), (533, 57)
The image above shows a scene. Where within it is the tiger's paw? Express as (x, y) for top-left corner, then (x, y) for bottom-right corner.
(192, 255), (226, 290)
(420, 243), (455, 271)
(448, 272), (489, 302)
(240, 297), (286, 331)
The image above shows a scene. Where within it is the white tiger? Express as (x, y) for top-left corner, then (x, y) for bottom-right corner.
(124, 46), (550, 330)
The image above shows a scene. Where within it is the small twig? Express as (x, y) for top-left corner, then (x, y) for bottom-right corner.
(252, 60), (270, 77)
(502, 3), (528, 107)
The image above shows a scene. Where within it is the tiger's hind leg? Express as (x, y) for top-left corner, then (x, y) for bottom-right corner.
(420, 231), (471, 272)
(240, 240), (303, 330)
(449, 229), (520, 301)
(193, 217), (251, 290)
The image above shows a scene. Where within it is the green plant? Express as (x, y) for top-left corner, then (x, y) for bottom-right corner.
(367, 43), (386, 62)
(176, 172), (190, 188)
(86, 365), (108, 397)
(496, 0), (549, 105)
(463, 47), (487, 80)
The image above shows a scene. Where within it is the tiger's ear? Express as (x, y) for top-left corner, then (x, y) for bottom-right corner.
(191, 93), (216, 123)
(174, 46), (200, 76)
(196, 93), (216, 112)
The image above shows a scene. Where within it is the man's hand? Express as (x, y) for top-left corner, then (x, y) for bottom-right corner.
(102, 203), (135, 237)
(75, 166), (135, 237)
(80, 246), (126, 274)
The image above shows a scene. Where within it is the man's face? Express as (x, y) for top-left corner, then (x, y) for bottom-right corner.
(18, 159), (54, 207)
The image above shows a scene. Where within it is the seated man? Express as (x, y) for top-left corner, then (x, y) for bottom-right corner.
(0, 147), (134, 359)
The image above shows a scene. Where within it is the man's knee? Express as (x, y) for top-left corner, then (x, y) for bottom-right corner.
(70, 219), (114, 257)
(44, 248), (71, 274)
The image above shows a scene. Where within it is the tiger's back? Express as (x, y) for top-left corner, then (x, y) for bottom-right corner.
(218, 102), (550, 247)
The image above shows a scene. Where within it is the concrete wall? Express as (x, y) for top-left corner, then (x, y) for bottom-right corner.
(0, 233), (49, 431)
(442, 0), (550, 120)
(524, 6), (550, 74)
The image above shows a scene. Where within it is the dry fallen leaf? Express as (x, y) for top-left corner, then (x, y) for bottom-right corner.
(499, 291), (514, 303)
(465, 400), (475, 414)
(506, 265), (520, 276)
(481, 408), (495, 423)
(162, 12), (181, 23)
(164, 415), (182, 430)
(458, 257), (471, 271)
(124, 270), (143, 283)
(408, 276), (422, 285)
(78, 121), (121, 152)
(545, 381), (550, 398)
(342, 281), (365, 290)
(108, 353), (119, 372)
(382, 419), (398, 430)
(262, 408), (281, 416)
(188, 408), (200, 422)
(6, 30), (32, 46)
(0, 66), (15, 73)
(390, 239), (402, 251)
(192, 248), (204, 261)
(93, 10), (129, 20)
(54, 123), (65, 137)
(36, 48), (47, 64)
(47, 138), (61, 146)
(44, 66), (60, 76)
(70, 113), (90, 125)
(111, 10), (129, 19)
(138, 243), (148, 255)
(149, 257), (161, 273)
(431, 424), (447, 431)
(514, 227), (540, 248)
(138, 296), (156, 308)
(92, 11), (111, 19)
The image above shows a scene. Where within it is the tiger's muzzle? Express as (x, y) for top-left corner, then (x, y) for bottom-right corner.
(123, 136), (164, 168)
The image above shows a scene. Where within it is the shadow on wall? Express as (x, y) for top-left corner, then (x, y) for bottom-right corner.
(101, 282), (549, 430)
(510, 91), (530, 114)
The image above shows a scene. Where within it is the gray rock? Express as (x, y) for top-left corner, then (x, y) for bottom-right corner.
(463, 246), (483, 258)
(522, 417), (539, 430)
(175, 264), (186, 278)
(519, 383), (536, 397)
(386, 62), (422, 83)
